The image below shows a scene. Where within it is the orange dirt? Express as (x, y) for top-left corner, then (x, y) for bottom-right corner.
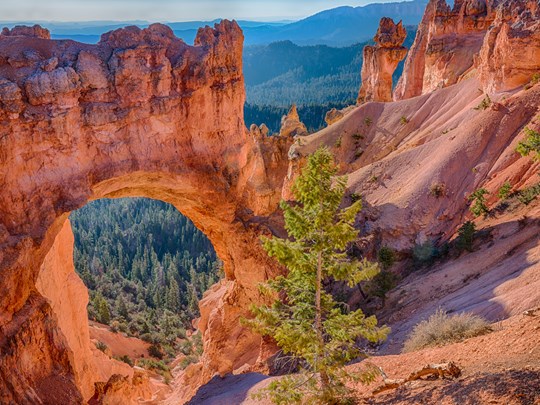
(89, 322), (151, 360)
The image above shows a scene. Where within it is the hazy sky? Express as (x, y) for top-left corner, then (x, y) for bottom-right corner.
(1, 0), (402, 22)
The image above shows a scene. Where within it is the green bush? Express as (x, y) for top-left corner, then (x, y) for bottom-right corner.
(180, 355), (199, 370)
(403, 309), (491, 352)
(429, 183), (446, 198)
(455, 221), (476, 253)
(366, 271), (399, 303)
(96, 341), (108, 353)
(364, 117), (373, 127)
(400, 116), (409, 125)
(516, 127), (540, 160)
(516, 183), (540, 205)
(468, 188), (490, 218)
(498, 181), (512, 200)
(116, 355), (133, 366)
(148, 344), (164, 359)
(413, 240), (438, 266)
(377, 246), (396, 270)
(474, 94), (492, 110)
(524, 73), (540, 90)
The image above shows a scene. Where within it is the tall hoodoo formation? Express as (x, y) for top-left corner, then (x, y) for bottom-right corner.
(0, 21), (292, 403)
(358, 18), (408, 103)
(394, 0), (540, 100)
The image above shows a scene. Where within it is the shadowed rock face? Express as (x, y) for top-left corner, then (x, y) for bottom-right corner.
(395, 0), (540, 100)
(358, 18), (408, 103)
(0, 21), (292, 403)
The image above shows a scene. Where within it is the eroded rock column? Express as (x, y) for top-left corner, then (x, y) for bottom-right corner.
(358, 18), (407, 103)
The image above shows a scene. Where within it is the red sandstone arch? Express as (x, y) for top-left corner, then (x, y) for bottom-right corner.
(0, 22), (291, 403)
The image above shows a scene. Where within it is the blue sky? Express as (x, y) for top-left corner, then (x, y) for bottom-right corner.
(1, 0), (402, 22)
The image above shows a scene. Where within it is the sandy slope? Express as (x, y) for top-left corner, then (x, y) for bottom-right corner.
(89, 321), (150, 359)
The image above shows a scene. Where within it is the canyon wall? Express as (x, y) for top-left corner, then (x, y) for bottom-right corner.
(394, 0), (539, 100)
(0, 22), (291, 402)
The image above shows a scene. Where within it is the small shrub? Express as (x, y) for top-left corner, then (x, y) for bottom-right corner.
(497, 181), (512, 200)
(524, 73), (540, 90)
(403, 309), (491, 352)
(413, 240), (438, 266)
(138, 358), (169, 372)
(400, 116), (409, 125)
(468, 188), (490, 218)
(516, 183), (540, 205)
(148, 344), (164, 359)
(354, 149), (364, 159)
(366, 271), (399, 304)
(377, 246), (396, 270)
(180, 355), (199, 370)
(474, 94), (492, 111)
(110, 320), (120, 333)
(335, 136), (342, 148)
(429, 183), (446, 198)
(96, 341), (108, 353)
(350, 193), (362, 203)
(352, 133), (364, 141)
(116, 355), (133, 366)
(364, 117), (373, 127)
(455, 221), (476, 253)
(369, 175), (379, 183)
(516, 127), (540, 160)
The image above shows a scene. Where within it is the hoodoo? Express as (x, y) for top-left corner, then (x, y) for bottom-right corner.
(358, 17), (408, 103)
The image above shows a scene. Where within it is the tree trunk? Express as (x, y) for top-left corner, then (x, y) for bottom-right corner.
(315, 250), (330, 391)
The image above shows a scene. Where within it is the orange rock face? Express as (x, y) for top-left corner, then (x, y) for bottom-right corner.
(0, 21), (291, 403)
(358, 18), (408, 103)
(395, 0), (540, 100)
(476, 0), (540, 93)
(394, 0), (497, 100)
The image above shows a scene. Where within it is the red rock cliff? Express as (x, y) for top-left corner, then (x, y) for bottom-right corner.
(0, 21), (291, 403)
(394, 0), (540, 100)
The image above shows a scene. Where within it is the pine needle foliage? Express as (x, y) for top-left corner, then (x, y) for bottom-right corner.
(244, 147), (388, 404)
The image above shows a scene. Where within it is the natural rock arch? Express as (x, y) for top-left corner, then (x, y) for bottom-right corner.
(0, 21), (291, 403)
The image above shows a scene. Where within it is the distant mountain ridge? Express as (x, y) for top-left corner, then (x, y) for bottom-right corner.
(1, 0), (427, 47)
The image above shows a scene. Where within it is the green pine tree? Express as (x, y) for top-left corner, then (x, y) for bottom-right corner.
(243, 147), (388, 404)
(94, 294), (111, 325)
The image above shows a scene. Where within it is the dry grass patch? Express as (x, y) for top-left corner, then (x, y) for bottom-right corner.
(403, 309), (491, 352)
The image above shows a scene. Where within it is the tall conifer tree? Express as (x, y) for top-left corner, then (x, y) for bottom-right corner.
(245, 147), (388, 404)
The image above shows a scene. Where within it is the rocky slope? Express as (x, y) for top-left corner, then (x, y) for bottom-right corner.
(0, 0), (539, 403)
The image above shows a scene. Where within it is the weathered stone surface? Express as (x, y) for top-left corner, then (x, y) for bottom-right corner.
(358, 18), (407, 103)
(0, 22), (292, 403)
(1, 24), (51, 39)
(279, 105), (308, 137)
(476, 0), (540, 93)
(394, 0), (497, 100)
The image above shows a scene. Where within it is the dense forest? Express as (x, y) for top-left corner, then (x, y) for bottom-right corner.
(70, 198), (221, 361)
(243, 29), (416, 133)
